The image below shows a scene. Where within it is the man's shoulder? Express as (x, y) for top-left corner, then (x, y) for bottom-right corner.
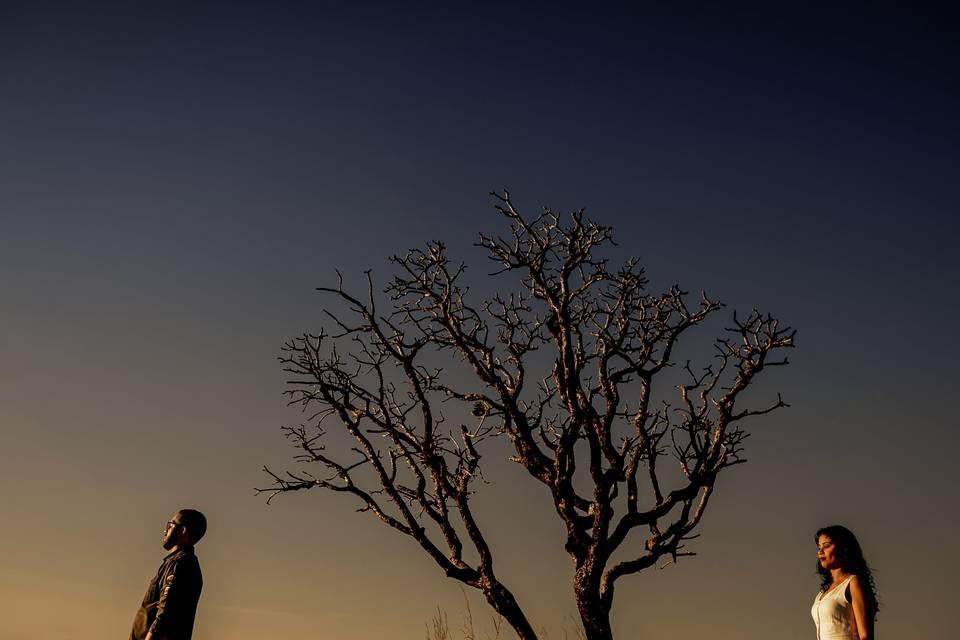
(159, 550), (202, 592)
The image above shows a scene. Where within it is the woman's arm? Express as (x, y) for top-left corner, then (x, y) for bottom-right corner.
(848, 575), (875, 640)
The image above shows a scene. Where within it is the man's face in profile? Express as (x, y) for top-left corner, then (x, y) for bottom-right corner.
(162, 513), (185, 550)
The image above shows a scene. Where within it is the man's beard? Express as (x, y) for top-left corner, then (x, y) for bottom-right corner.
(162, 535), (176, 550)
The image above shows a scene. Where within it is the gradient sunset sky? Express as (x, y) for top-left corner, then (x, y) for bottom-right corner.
(1, 3), (957, 639)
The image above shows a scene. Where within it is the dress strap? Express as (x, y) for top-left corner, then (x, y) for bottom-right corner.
(820, 574), (855, 600)
(835, 574), (856, 602)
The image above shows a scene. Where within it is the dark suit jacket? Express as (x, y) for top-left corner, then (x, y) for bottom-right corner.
(130, 546), (203, 640)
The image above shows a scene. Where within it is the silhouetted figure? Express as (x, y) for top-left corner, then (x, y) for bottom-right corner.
(812, 525), (878, 640)
(130, 509), (206, 640)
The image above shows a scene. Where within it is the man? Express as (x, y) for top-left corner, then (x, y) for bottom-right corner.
(130, 509), (206, 640)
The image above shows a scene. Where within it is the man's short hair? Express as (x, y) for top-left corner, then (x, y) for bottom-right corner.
(178, 509), (207, 544)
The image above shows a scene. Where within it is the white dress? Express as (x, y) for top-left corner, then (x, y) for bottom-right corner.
(811, 574), (857, 640)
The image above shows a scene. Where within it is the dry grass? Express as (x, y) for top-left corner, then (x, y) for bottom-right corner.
(425, 592), (585, 640)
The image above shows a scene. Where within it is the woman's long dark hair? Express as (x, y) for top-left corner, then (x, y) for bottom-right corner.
(816, 525), (879, 612)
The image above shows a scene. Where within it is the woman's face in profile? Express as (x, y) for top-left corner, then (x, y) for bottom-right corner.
(817, 534), (840, 571)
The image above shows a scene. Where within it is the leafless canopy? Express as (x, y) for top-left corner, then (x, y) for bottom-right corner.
(260, 191), (795, 640)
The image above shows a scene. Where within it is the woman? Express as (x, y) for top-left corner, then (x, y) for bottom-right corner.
(812, 525), (879, 640)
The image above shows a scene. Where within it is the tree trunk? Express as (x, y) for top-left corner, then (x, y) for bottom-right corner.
(576, 589), (614, 640)
(483, 580), (539, 640)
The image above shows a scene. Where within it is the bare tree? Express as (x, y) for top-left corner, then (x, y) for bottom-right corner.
(259, 191), (795, 640)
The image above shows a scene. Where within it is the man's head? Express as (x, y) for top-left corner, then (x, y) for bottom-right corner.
(162, 509), (207, 550)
